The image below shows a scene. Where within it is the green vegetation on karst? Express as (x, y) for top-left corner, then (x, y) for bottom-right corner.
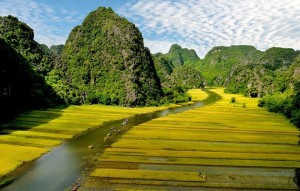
(51, 7), (163, 106)
(50, 44), (64, 55)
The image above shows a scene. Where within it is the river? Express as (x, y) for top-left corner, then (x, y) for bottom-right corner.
(1, 91), (219, 191)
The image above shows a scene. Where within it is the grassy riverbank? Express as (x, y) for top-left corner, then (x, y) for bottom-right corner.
(0, 102), (187, 181)
(82, 88), (300, 190)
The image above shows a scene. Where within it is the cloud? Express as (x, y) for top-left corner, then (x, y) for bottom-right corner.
(1, 0), (299, 57)
(119, 0), (300, 58)
(0, 0), (85, 47)
(143, 39), (174, 54)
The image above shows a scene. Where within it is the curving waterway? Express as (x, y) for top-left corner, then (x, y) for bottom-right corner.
(1, 91), (220, 191)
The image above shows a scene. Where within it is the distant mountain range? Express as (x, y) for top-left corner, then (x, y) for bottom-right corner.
(199, 45), (300, 97)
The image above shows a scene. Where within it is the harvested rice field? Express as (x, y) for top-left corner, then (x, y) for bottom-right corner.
(82, 88), (300, 191)
(0, 104), (177, 179)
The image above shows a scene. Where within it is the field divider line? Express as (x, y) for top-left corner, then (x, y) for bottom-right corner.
(99, 157), (300, 168)
(111, 146), (300, 155)
(137, 124), (299, 135)
(0, 140), (56, 148)
(126, 127), (299, 137)
(103, 152), (300, 162)
(104, 178), (297, 190)
(91, 168), (206, 182)
(116, 137), (300, 146)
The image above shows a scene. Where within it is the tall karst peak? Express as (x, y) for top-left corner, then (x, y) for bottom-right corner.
(60, 7), (162, 106)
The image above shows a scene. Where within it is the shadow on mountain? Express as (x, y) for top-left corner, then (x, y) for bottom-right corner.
(0, 39), (64, 130)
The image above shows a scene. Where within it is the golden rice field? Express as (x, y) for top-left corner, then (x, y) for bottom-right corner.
(82, 88), (300, 191)
(0, 103), (180, 179)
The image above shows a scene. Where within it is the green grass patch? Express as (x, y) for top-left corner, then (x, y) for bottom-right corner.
(0, 178), (14, 188)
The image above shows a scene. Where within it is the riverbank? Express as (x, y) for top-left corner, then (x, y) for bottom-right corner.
(0, 89), (208, 189)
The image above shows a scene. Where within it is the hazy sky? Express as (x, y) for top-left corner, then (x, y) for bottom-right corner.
(0, 0), (299, 58)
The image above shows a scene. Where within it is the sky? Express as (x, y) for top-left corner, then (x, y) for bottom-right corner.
(0, 0), (299, 58)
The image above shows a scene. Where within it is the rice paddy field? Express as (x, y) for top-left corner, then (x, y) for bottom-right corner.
(0, 104), (179, 179)
(82, 88), (300, 191)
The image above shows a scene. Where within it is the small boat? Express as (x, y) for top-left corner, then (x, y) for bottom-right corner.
(71, 183), (79, 191)
(88, 145), (94, 149)
(229, 174), (236, 179)
(122, 119), (129, 126)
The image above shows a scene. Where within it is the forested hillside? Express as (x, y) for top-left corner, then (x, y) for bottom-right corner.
(50, 45), (64, 55)
(0, 16), (54, 76)
(152, 44), (205, 103)
(0, 39), (60, 124)
(199, 45), (262, 86)
(0, 16), (62, 124)
(48, 7), (163, 106)
(193, 45), (299, 97)
(153, 45), (205, 90)
(164, 44), (200, 67)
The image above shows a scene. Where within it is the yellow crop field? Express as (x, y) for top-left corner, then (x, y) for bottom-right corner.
(2, 130), (73, 139)
(99, 153), (300, 168)
(0, 144), (49, 177)
(0, 135), (61, 148)
(0, 101), (184, 180)
(110, 138), (300, 154)
(187, 89), (209, 101)
(85, 88), (300, 190)
(120, 128), (298, 144)
(105, 148), (300, 162)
